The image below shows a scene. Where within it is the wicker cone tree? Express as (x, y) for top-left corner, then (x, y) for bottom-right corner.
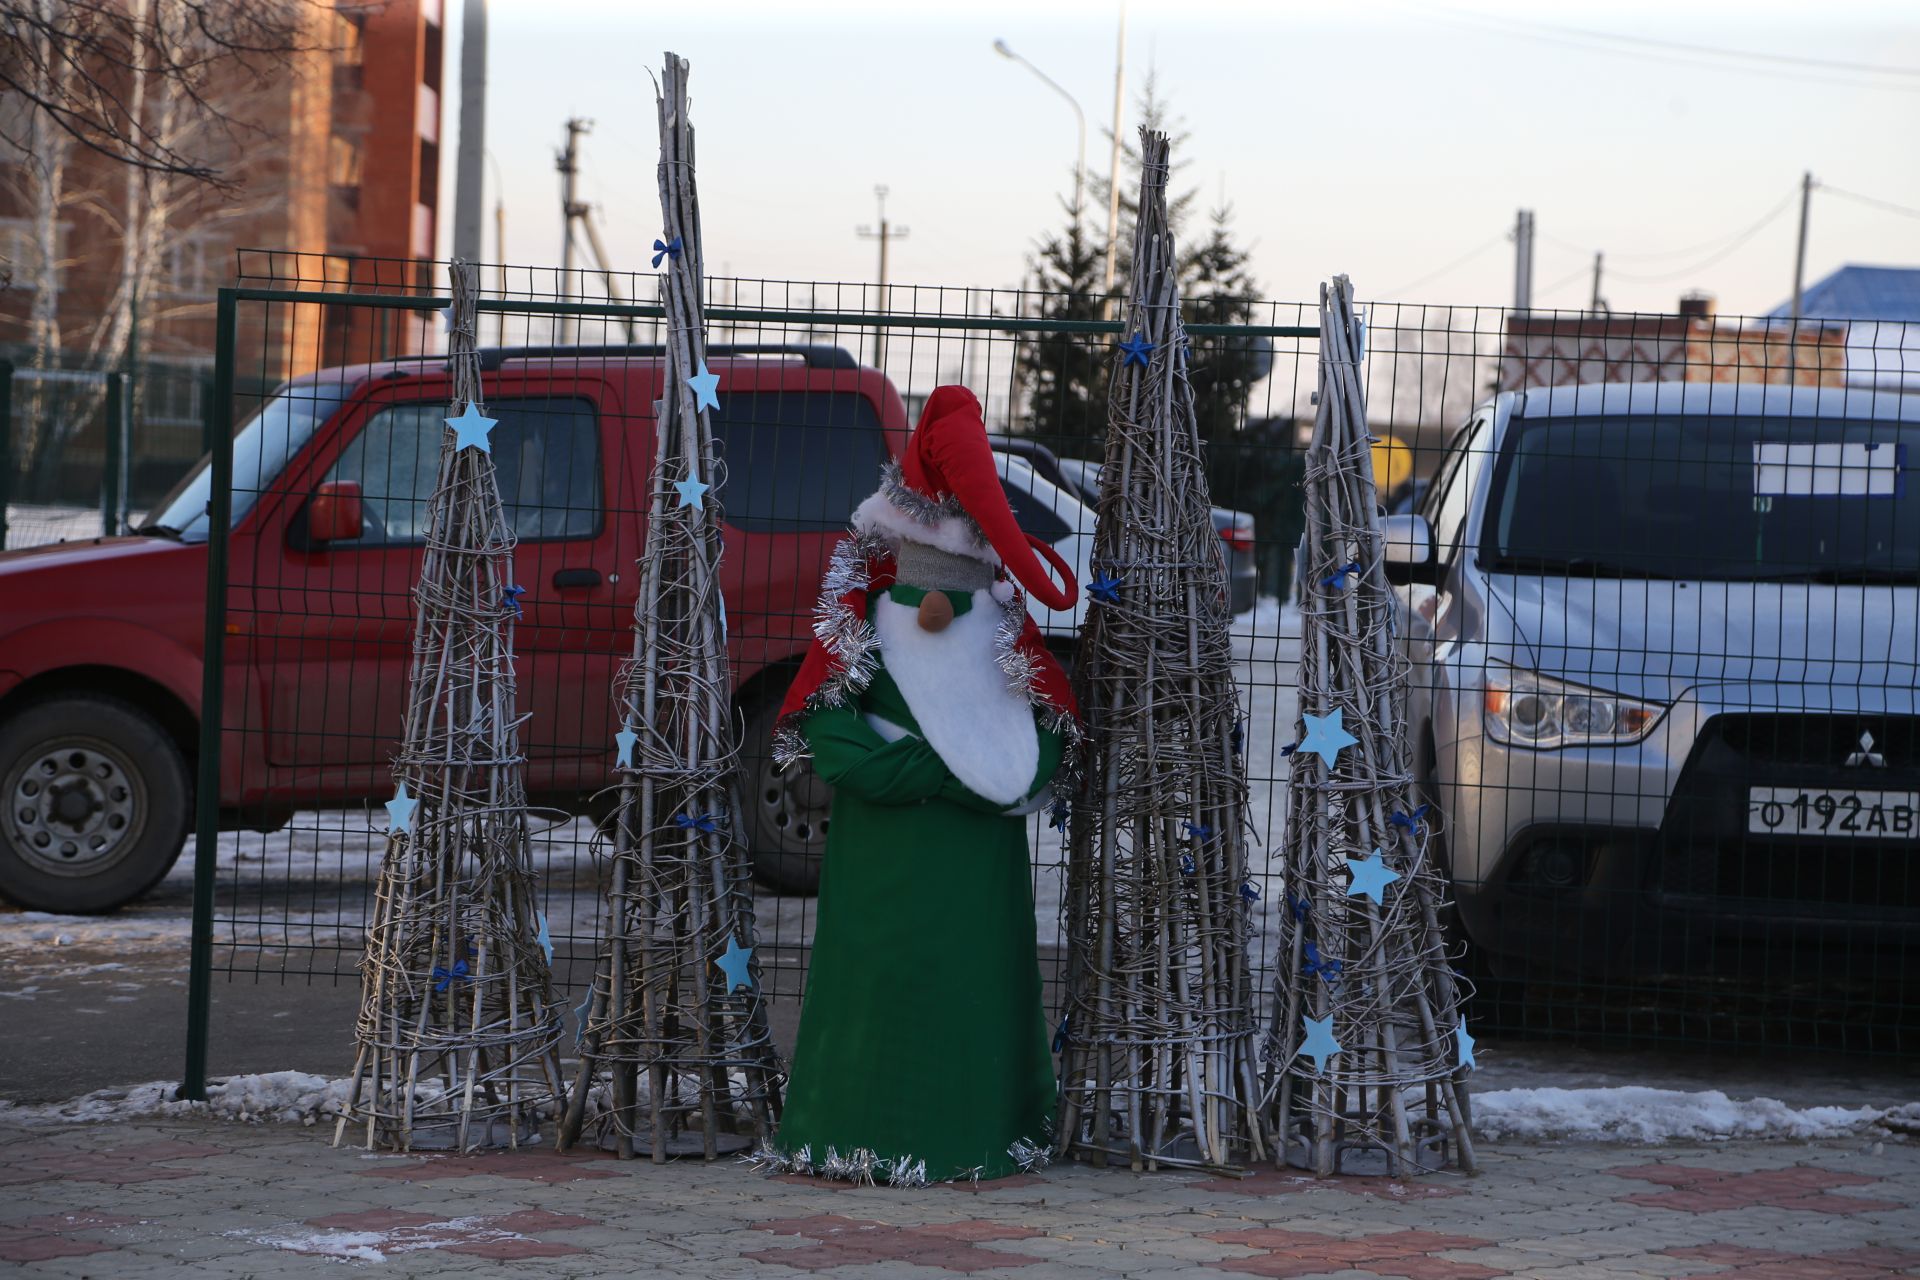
(336, 260), (567, 1153)
(1054, 128), (1267, 1174)
(1261, 277), (1476, 1177)
(556, 53), (783, 1161)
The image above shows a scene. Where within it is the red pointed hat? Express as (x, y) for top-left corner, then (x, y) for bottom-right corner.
(852, 386), (1078, 611)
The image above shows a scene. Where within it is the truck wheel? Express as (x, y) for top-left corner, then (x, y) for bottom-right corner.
(739, 693), (826, 896)
(0, 694), (191, 913)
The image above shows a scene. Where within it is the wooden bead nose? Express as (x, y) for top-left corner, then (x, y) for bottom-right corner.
(917, 592), (955, 633)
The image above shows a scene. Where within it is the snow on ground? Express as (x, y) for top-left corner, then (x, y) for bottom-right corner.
(3, 502), (128, 548)
(1472, 1086), (1904, 1143)
(9, 1071), (1912, 1148)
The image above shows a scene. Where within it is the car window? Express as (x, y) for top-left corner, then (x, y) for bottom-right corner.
(1000, 473), (1073, 543)
(320, 396), (601, 543)
(709, 390), (889, 533)
(1426, 412), (1487, 556)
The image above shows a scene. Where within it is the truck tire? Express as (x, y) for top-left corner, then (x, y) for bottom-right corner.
(739, 693), (826, 896)
(0, 694), (191, 913)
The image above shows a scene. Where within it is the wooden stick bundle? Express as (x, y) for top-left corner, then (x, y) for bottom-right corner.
(336, 259), (567, 1152)
(556, 52), (783, 1161)
(1261, 276), (1475, 1177)
(1054, 128), (1266, 1174)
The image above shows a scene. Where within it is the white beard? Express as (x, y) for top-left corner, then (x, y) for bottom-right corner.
(871, 591), (1040, 806)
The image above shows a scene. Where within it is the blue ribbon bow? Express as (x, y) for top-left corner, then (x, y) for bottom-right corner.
(674, 812), (721, 834)
(1390, 804), (1433, 832)
(432, 959), (469, 992)
(1303, 941), (1343, 983)
(1052, 1015), (1072, 1054)
(651, 236), (683, 268)
(1183, 821), (1213, 842)
(1179, 852), (1196, 875)
(503, 584), (526, 617)
(1285, 890), (1311, 922)
(1048, 799), (1071, 831)
(1280, 741), (1299, 757)
(1230, 718), (1246, 757)
(1321, 561), (1364, 590)
(1240, 880), (1261, 903)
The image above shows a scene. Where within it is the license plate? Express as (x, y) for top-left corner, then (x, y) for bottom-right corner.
(1748, 787), (1919, 839)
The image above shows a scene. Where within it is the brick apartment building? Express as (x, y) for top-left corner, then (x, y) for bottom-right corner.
(0, 0), (446, 503)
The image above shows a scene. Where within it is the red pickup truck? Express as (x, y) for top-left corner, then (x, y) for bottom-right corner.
(0, 345), (924, 912)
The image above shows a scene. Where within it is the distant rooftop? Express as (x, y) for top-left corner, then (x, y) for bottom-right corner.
(1767, 265), (1920, 323)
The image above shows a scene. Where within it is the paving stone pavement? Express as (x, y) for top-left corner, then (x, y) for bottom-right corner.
(0, 1117), (1915, 1279)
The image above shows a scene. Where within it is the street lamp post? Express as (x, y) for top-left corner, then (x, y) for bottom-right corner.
(993, 38), (1086, 225)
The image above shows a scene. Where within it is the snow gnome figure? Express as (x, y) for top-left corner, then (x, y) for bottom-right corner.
(766, 385), (1079, 1184)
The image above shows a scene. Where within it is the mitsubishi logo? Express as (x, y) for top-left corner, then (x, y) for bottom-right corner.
(1844, 731), (1886, 769)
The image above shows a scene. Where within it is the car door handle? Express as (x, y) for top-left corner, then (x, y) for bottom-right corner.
(551, 568), (602, 589)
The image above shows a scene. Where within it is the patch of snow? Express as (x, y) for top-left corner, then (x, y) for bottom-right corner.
(2, 1072), (367, 1128)
(1473, 1086), (1905, 1143)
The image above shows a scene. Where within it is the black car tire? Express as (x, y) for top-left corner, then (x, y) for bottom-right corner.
(0, 694), (191, 913)
(739, 692), (827, 896)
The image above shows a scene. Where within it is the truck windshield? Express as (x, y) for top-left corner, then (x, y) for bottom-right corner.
(140, 382), (351, 541)
(1482, 412), (1920, 582)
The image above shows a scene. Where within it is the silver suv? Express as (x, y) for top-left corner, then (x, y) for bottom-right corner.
(1383, 381), (1919, 979)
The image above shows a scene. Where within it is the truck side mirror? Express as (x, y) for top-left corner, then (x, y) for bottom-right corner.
(305, 481), (364, 545)
(1382, 513), (1439, 586)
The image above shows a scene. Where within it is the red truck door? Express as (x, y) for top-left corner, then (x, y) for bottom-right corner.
(249, 376), (630, 802)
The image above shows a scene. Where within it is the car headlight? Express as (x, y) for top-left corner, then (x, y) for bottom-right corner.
(1483, 665), (1665, 749)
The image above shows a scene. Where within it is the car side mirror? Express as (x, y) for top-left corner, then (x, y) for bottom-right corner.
(1382, 513), (1439, 586)
(305, 481), (364, 546)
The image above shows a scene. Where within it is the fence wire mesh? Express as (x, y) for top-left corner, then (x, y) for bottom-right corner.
(147, 251), (1920, 1067)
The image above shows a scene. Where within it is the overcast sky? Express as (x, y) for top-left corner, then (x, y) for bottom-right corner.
(441, 0), (1920, 319)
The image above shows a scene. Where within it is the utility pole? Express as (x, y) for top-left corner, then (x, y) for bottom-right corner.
(1512, 208), (1535, 313)
(1788, 170), (1813, 382)
(452, 0), (488, 266)
(1100, 2), (1128, 302)
(1589, 251), (1607, 314)
(556, 118), (590, 344)
(856, 185), (909, 372)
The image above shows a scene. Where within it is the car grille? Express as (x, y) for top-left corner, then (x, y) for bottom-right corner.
(1657, 713), (1920, 914)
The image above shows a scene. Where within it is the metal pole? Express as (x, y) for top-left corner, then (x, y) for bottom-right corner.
(1789, 171), (1812, 383)
(856, 186), (908, 372)
(1513, 209), (1534, 313)
(0, 358), (12, 551)
(1100, 2), (1127, 299)
(993, 40), (1087, 224)
(452, 0), (488, 264)
(1590, 251), (1605, 313)
(181, 289), (237, 1102)
(557, 118), (590, 345)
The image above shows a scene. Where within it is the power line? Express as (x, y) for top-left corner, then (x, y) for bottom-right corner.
(1380, 233), (1507, 298)
(1412, 5), (1920, 94)
(1818, 183), (1920, 221)
(1455, 10), (1920, 79)
(1605, 193), (1799, 283)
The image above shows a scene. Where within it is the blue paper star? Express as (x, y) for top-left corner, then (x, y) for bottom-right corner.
(1298, 1014), (1342, 1073)
(651, 235), (683, 268)
(686, 362), (721, 412)
(614, 725), (638, 769)
(445, 402), (496, 454)
(503, 584), (525, 617)
(673, 472), (710, 511)
(1456, 1017), (1477, 1070)
(1048, 798), (1071, 831)
(1298, 709), (1359, 769)
(1117, 333), (1155, 367)
(714, 936), (754, 992)
(1345, 849), (1402, 906)
(1088, 572), (1124, 604)
(573, 985), (595, 1047)
(384, 783), (418, 835)
(534, 911), (553, 964)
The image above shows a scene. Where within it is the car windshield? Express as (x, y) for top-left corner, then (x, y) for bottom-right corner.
(141, 381), (352, 541)
(1482, 412), (1920, 582)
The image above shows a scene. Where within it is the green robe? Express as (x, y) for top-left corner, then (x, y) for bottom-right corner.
(774, 656), (1063, 1183)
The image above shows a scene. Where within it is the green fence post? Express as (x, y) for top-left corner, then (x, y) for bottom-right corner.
(102, 371), (123, 536)
(0, 358), (12, 551)
(180, 291), (237, 1101)
(200, 372), (216, 459)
